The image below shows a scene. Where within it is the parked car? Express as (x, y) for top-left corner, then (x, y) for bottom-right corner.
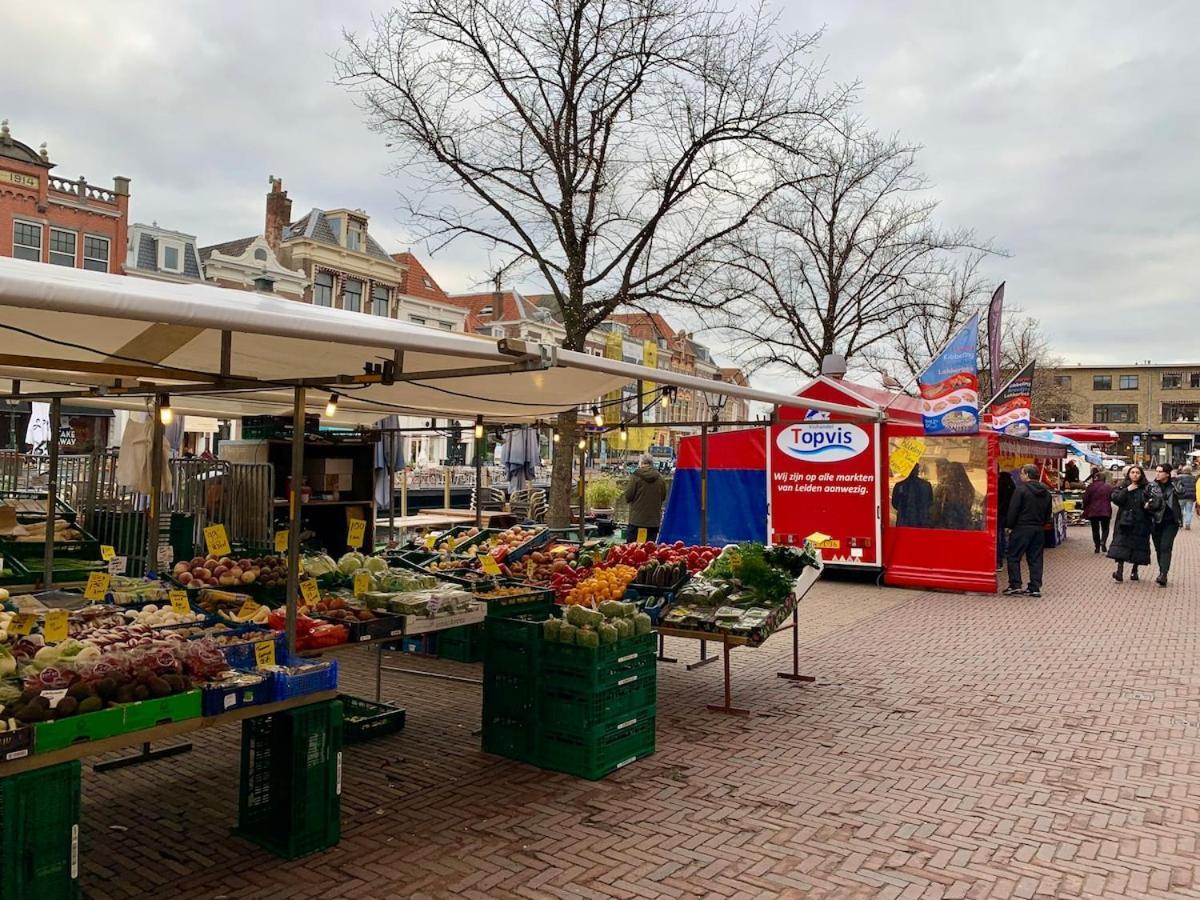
(1102, 454), (1130, 471)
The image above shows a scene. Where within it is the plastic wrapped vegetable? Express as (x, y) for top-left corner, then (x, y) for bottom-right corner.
(599, 601), (625, 620)
(576, 626), (599, 649)
(633, 612), (652, 636)
(564, 605), (603, 629)
(543, 618), (562, 641)
(558, 622), (577, 644)
(614, 617), (633, 640)
(598, 622), (618, 645)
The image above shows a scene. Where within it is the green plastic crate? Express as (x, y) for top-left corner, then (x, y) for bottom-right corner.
(0, 761), (81, 899)
(538, 715), (656, 780)
(541, 632), (657, 692)
(237, 700), (343, 860)
(437, 623), (485, 663)
(481, 714), (539, 764)
(338, 694), (406, 744)
(34, 707), (128, 754)
(482, 614), (545, 677)
(121, 690), (201, 731)
(541, 678), (657, 737)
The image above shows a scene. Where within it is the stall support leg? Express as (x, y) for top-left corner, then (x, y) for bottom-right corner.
(705, 633), (750, 716)
(375, 642), (384, 703)
(686, 638), (719, 671)
(777, 605), (816, 683)
(656, 632), (677, 664)
(284, 387), (306, 659)
(93, 739), (193, 772)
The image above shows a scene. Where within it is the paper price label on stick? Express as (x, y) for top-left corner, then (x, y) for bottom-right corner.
(203, 524), (231, 557)
(480, 554), (502, 576)
(346, 519), (366, 549)
(157, 544), (173, 569)
(299, 579), (320, 605)
(636, 528), (648, 544)
(424, 534), (436, 549)
(353, 572), (370, 596)
(169, 591), (191, 615)
(107, 556), (127, 576)
(254, 640), (276, 668)
(100, 545), (116, 562)
(43, 609), (69, 643)
(274, 530), (289, 553)
(238, 599), (261, 620)
(12, 614), (37, 636)
(84, 571), (111, 601)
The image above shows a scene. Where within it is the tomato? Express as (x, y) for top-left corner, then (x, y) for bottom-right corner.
(674, 541), (685, 550)
(644, 542), (657, 552)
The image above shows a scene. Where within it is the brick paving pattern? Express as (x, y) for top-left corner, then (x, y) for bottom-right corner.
(78, 530), (1200, 899)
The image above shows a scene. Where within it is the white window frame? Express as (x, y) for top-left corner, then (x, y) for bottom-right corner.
(12, 219), (42, 262)
(409, 315), (427, 326)
(371, 284), (391, 317)
(82, 234), (110, 272)
(48, 227), (77, 267)
(342, 277), (363, 313)
(158, 239), (184, 273)
(313, 271), (335, 307)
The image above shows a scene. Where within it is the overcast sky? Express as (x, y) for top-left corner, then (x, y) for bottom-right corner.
(6, 1), (1198, 377)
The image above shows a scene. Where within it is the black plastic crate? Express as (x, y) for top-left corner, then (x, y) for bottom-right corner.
(338, 694), (406, 743)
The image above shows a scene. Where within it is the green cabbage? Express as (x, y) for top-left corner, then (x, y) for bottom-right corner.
(338, 552), (366, 576)
(364, 556), (388, 575)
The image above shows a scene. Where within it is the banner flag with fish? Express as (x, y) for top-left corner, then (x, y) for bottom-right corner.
(917, 313), (981, 435)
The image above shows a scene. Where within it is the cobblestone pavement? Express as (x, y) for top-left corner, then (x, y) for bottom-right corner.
(80, 529), (1200, 899)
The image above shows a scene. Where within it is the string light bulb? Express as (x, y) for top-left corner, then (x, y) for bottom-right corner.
(474, 415), (484, 440)
(660, 388), (671, 409)
(158, 396), (173, 426)
(552, 432), (560, 444)
(619, 425), (628, 442)
(578, 436), (587, 451)
(325, 393), (338, 417)
(591, 405), (604, 427)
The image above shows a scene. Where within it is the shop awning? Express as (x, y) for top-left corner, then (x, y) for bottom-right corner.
(0, 258), (877, 422)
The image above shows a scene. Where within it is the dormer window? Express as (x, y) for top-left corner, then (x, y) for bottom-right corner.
(159, 241), (183, 273)
(480, 305), (494, 315)
(347, 223), (362, 251)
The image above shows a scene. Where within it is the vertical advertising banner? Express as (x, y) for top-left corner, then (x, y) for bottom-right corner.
(769, 421), (879, 566)
(918, 314), (981, 435)
(989, 361), (1035, 437)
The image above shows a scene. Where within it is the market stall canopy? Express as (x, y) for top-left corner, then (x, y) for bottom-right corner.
(1027, 430), (1103, 464)
(0, 259), (879, 421)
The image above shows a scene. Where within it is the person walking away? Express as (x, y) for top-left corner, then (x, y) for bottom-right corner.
(1176, 464), (1196, 529)
(1082, 470), (1114, 553)
(1108, 466), (1159, 582)
(892, 463), (934, 528)
(1064, 459), (1081, 487)
(1148, 463), (1182, 586)
(1004, 464), (1053, 597)
(996, 468), (1016, 569)
(624, 454), (667, 542)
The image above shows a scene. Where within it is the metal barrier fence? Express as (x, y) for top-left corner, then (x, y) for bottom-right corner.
(0, 450), (272, 572)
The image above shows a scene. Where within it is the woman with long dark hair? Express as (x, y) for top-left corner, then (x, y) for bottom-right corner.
(1108, 465), (1160, 582)
(1082, 469), (1114, 553)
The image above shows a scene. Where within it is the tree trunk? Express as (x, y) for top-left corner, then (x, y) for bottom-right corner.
(547, 410), (579, 527)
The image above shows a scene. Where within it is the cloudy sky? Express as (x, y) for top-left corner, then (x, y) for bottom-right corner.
(6, 1), (1198, 375)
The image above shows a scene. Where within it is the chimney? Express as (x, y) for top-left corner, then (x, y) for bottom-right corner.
(821, 353), (848, 380)
(265, 176), (291, 254)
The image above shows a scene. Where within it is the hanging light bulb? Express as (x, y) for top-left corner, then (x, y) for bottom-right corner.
(158, 396), (173, 426)
(660, 388), (671, 409)
(619, 424), (628, 442)
(325, 393), (339, 417)
(552, 432), (560, 444)
(474, 415), (484, 440)
(578, 436), (587, 450)
(591, 405), (604, 427)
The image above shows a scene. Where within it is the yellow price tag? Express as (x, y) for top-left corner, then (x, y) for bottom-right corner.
(169, 591), (191, 615)
(480, 554), (501, 576)
(12, 613), (37, 636)
(84, 571), (111, 601)
(274, 530), (289, 553)
(353, 572), (370, 596)
(203, 524), (231, 557)
(347, 519), (366, 549)
(254, 639), (276, 668)
(636, 528), (648, 544)
(525, 557), (535, 579)
(43, 609), (69, 643)
(445, 536), (457, 551)
(238, 598), (261, 620)
(299, 579), (320, 605)
(424, 534), (436, 549)
(100, 545), (116, 561)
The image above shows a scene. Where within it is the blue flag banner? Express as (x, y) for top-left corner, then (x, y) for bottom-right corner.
(989, 361), (1035, 436)
(918, 313), (981, 435)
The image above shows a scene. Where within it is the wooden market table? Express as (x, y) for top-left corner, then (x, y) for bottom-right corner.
(655, 565), (822, 716)
(0, 691), (337, 778)
(417, 508), (513, 524)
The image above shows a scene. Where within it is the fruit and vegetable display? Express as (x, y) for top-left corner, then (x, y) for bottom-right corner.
(463, 526), (545, 560)
(602, 541), (720, 574)
(172, 554), (293, 589)
(561, 565), (638, 606)
(542, 601), (653, 647)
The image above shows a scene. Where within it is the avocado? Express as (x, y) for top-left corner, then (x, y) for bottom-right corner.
(133, 685), (150, 702)
(54, 697), (79, 719)
(77, 696), (103, 715)
(15, 703), (47, 723)
(94, 678), (118, 700)
(162, 674), (185, 694)
(147, 677), (171, 699)
(114, 685), (136, 704)
(67, 682), (93, 701)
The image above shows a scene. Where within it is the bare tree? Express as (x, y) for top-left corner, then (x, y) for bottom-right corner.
(694, 117), (981, 380)
(337, 0), (846, 525)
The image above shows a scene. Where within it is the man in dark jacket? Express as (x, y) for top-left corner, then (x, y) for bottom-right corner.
(624, 454), (668, 542)
(1176, 464), (1196, 530)
(1004, 464), (1054, 597)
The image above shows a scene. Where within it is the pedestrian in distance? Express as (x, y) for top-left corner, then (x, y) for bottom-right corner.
(624, 453), (667, 543)
(1175, 463), (1197, 529)
(1082, 469), (1114, 553)
(1148, 463), (1182, 587)
(1003, 463), (1053, 598)
(1108, 465), (1159, 582)
(996, 467), (1016, 570)
(1064, 458), (1080, 486)
(892, 463), (934, 528)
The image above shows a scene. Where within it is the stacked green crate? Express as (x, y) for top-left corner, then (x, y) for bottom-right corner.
(480, 612), (545, 763)
(0, 761), (81, 900)
(237, 700), (343, 859)
(437, 622), (485, 663)
(537, 631), (657, 779)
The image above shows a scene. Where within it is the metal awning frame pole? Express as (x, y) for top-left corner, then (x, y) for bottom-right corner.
(42, 398), (61, 589)
(146, 396), (166, 574)
(284, 387), (305, 658)
(700, 422), (709, 546)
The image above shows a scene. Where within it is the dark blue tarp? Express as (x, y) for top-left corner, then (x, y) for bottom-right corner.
(659, 469), (767, 546)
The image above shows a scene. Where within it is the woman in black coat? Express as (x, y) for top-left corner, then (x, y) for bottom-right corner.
(1108, 465), (1160, 582)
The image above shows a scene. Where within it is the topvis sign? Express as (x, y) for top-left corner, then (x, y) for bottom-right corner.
(776, 423), (870, 463)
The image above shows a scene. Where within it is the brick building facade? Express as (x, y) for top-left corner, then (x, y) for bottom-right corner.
(0, 120), (128, 275)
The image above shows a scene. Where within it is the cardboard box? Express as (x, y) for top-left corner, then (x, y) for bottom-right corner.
(305, 458), (354, 493)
